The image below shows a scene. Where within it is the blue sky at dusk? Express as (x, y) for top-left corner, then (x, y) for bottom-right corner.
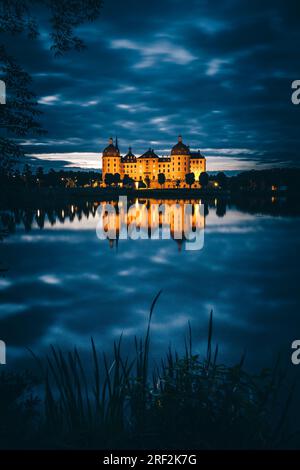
(6, 0), (300, 171)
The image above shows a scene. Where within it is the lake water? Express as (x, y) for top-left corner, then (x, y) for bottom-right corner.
(1, 197), (300, 373)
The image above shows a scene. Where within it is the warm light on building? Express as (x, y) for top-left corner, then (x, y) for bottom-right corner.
(102, 136), (206, 188)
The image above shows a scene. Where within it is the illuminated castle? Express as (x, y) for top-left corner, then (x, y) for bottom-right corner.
(102, 136), (206, 188)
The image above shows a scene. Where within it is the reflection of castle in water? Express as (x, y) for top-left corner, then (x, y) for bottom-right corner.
(0, 199), (208, 251)
(97, 198), (205, 251)
(1, 195), (295, 250)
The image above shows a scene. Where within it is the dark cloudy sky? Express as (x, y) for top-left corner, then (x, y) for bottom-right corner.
(6, 0), (300, 171)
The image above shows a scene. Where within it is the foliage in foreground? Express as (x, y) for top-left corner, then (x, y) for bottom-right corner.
(0, 293), (298, 449)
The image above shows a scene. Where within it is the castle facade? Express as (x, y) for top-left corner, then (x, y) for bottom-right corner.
(102, 136), (206, 188)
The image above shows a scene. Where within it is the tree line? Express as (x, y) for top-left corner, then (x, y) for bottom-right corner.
(1, 166), (299, 194)
(0, 1), (103, 170)
(0, 165), (102, 189)
(104, 171), (226, 189)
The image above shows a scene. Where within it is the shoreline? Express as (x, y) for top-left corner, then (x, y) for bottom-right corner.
(1, 185), (292, 202)
(1, 187), (227, 207)
(1, 187), (298, 217)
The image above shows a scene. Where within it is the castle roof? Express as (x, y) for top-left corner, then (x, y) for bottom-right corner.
(102, 136), (205, 160)
(122, 147), (137, 162)
(103, 137), (120, 157)
(139, 148), (159, 159)
(171, 135), (190, 156)
(190, 150), (205, 159)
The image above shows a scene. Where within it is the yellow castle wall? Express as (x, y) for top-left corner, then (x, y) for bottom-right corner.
(102, 154), (206, 185)
(190, 158), (206, 180)
(102, 156), (122, 178)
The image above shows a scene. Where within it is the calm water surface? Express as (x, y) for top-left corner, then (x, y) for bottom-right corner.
(1, 198), (300, 371)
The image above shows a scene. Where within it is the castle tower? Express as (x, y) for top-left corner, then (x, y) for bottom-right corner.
(102, 137), (122, 182)
(170, 135), (190, 182)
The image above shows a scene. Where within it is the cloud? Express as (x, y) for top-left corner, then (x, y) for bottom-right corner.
(29, 152), (101, 169)
(38, 95), (60, 105)
(38, 96), (100, 107)
(116, 103), (154, 113)
(3, 0), (299, 169)
(206, 58), (231, 76)
(110, 38), (197, 68)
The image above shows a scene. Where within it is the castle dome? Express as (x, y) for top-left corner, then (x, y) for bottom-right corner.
(122, 146), (137, 163)
(171, 135), (190, 156)
(125, 146), (135, 158)
(102, 137), (120, 157)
